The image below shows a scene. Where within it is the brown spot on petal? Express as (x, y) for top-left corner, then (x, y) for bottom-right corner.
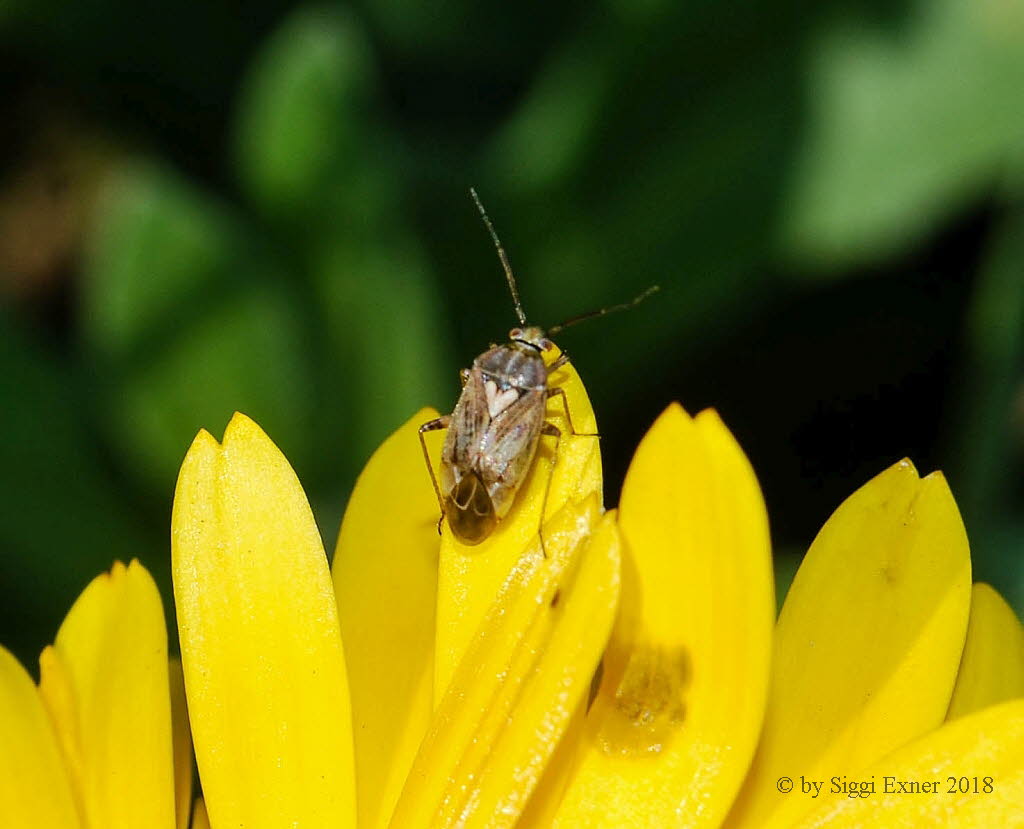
(597, 644), (690, 756)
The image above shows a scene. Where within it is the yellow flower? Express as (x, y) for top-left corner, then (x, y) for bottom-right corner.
(171, 353), (615, 829)
(3, 356), (1023, 828)
(0, 560), (193, 828)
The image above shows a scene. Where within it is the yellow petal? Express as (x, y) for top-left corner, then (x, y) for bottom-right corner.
(38, 560), (175, 829)
(169, 659), (193, 829)
(190, 798), (210, 829)
(434, 349), (602, 697)
(37, 645), (83, 819)
(795, 699), (1024, 828)
(0, 645), (80, 828)
(391, 495), (620, 828)
(553, 405), (775, 829)
(517, 702), (587, 827)
(332, 408), (441, 829)
(728, 459), (972, 829)
(172, 413), (355, 829)
(947, 582), (1024, 720)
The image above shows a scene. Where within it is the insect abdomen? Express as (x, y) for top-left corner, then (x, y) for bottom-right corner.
(445, 471), (497, 545)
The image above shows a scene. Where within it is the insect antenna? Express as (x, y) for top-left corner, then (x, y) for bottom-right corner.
(470, 187), (527, 326)
(547, 285), (660, 335)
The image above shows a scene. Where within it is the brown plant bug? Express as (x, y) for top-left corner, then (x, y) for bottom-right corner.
(419, 189), (657, 549)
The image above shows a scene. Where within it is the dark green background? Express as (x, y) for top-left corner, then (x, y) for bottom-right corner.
(2, 0), (1022, 666)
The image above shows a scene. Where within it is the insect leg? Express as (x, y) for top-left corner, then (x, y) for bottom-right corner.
(546, 386), (600, 438)
(547, 353), (570, 373)
(418, 416), (451, 534)
(537, 421), (562, 558)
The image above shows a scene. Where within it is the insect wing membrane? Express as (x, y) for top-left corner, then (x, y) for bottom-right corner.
(478, 388), (547, 519)
(447, 470), (497, 544)
(440, 368), (498, 545)
(441, 369), (489, 493)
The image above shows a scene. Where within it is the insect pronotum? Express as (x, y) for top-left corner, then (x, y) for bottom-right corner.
(419, 189), (657, 550)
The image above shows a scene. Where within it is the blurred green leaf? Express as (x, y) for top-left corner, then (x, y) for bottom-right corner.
(948, 204), (1024, 608)
(986, 519), (1024, 622)
(82, 162), (245, 358)
(82, 162), (316, 490)
(230, 4), (450, 491)
(480, 38), (797, 396)
(484, 44), (612, 194)
(233, 5), (373, 228)
(112, 282), (315, 489)
(779, 0), (1024, 270)
(312, 235), (449, 476)
(0, 312), (151, 664)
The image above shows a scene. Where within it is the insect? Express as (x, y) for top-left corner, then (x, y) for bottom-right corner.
(419, 189), (657, 547)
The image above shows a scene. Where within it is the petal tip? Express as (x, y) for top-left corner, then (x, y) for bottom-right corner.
(971, 581), (997, 599)
(864, 457), (921, 496)
(125, 558), (160, 593)
(893, 457), (920, 476)
(642, 403), (693, 445)
(920, 469), (953, 497)
(223, 411), (261, 443)
(663, 401), (692, 421)
(187, 427), (221, 457)
(38, 643), (57, 674)
(694, 406), (722, 424)
(917, 467), (962, 512)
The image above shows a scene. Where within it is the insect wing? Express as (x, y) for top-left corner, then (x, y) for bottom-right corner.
(441, 369), (488, 489)
(478, 388), (546, 517)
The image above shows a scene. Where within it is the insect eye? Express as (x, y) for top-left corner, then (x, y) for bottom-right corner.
(541, 339), (555, 351)
(510, 328), (523, 339)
